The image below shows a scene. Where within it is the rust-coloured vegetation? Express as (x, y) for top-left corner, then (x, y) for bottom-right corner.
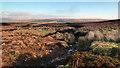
(1, 19), (120, 68)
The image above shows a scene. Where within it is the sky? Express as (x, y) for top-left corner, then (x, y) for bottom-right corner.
(1, 0), (120, 2)
(1, 2), (118, 19)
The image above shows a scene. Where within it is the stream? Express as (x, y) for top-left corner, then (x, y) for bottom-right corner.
(43, 27), (82, 68)
(43, 42), (78, 68)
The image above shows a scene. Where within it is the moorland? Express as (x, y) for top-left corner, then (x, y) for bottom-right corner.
(1, 19), (120, 68)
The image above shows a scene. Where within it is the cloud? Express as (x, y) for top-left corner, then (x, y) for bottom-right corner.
(1, 11), (71, 20)
(7, 12), (32, 16)
(1, 11), (33, 20)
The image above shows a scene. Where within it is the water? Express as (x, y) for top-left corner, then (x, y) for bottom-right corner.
(43, 42), (79, 68)
(43, 54), (69, 68)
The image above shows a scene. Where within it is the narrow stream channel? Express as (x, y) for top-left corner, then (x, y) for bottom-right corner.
(43, 27), (82, 68)
(43, 42), (79, 68)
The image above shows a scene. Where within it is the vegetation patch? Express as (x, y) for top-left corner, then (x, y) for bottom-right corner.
(90, 41), (119, 56)
(69, 52), (120, 67)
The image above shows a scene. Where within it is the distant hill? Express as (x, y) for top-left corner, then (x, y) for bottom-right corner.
(0, 18), (108, 23)
(30, 19), (105, 23)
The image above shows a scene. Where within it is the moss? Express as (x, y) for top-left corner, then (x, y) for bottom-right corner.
(90, 41), (119, 56)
